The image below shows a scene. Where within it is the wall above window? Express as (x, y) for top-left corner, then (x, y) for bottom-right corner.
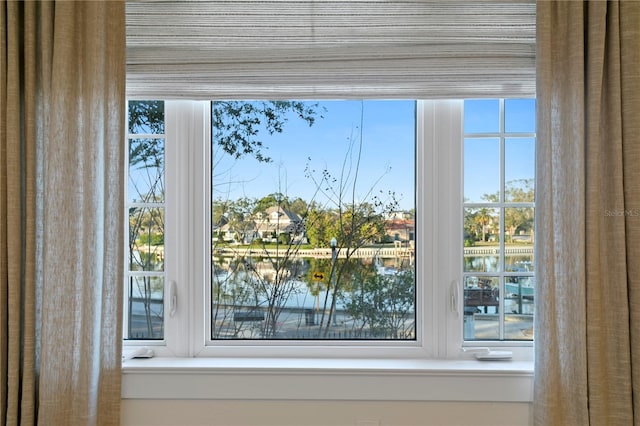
(125, 0), (535, 99)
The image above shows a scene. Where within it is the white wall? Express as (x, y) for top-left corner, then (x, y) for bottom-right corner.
(121, 400), (531, 426)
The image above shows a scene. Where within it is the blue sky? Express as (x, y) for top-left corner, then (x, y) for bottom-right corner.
(211, 99), (536, 210)
(213, 100), (416, 210)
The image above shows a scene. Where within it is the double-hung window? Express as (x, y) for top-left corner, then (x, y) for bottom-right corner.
(124, 98), (535, 360)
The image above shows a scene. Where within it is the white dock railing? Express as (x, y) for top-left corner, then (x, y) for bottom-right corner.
(214, 246), (414, 259)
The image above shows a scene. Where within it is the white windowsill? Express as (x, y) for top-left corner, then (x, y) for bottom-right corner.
(121, 357), (533, 402)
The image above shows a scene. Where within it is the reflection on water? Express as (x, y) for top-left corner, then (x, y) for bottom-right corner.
(465, 255), (499, 272)
(211, 254), (416, 340)
(464, 253), (534, 273)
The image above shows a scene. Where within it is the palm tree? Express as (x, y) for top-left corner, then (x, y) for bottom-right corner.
(474, 208), (493, 242)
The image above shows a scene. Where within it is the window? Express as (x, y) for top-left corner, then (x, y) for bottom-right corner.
(462, 99), (536, 342)
(123, 98), (535, 359)
(124, 100), (166, 340)
(209, 100), (416, 341)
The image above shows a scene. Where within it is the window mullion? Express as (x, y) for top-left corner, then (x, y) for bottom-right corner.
(163, 100), (210, 356)
(190, 101), (211, 357)
(421, 100), (464, 358)
(498, 99), (506, 340)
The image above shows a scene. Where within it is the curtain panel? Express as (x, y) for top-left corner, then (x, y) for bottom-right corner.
(535, 1), (640, 424)
(1, 1), (125, 424)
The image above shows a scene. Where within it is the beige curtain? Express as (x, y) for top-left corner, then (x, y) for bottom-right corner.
(535, 1), (640, 424)
(1, 1), (125, 425)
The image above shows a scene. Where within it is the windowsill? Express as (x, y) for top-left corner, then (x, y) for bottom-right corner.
(121, 357), (534, 402)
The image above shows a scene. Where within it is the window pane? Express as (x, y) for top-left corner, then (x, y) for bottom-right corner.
(505, 138), (535, 202)
(504, 207), (534, 246)
(128, 206), (164, 271)
(505, 99), (536, 133)
(128, 100), (165, 134)
(464, 207), (500, 272)
(463, 276), (500, 340)
(128, 138), (165, 204)
(505, 252), (534, 273)
(128, 276), (164, 339)
(464, 138), (500, 203)
(211, 100), (416, 340)
(463, 99), (499, 134)
(504, 276), (534, 340)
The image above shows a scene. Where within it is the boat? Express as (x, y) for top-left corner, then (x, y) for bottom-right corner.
(505, 277), (534, 298)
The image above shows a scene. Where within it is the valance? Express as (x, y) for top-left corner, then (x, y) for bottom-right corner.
(126, 1), (535, 99)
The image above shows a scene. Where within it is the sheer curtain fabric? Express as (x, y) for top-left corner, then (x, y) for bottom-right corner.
(535, 1), (640, 424)
(1, 1), (125, 424)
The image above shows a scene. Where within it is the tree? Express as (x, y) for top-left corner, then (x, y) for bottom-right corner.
(254, 192), (288, 214)
(212, 101), (323, 163)
(480, 178), (534, 243)
(211, 256), (261, 338)
(211, 107), (406, 338)
(224, 195), (310, 337)
(212, 201), (229, 228)
(474, 208), (494, 242)
(304, 207), (335, 247)
(225, 197), (255, 244)
(211, 191), (316, 338)
(316, 197), (392, 336)
(127, 108), (166, 338)
(342, 267), (415, 338)
(128, 100), (165, 135)
(288, 197), (309, 217)
(505, 208), (524, 242)
(303, 106), (403, 336)
(503, 179), (534, 243)
(129, 204), (165, 338)
(463, 209), (478, 245)
(128, 100), (323, 338)
(340, 203), (387, 246)
(129, 100), (324, 166)
(505, 178), (534, 203)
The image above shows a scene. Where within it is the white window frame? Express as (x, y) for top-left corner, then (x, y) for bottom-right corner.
(122, 99), (534, 402)
(198, 99), (427, 358)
